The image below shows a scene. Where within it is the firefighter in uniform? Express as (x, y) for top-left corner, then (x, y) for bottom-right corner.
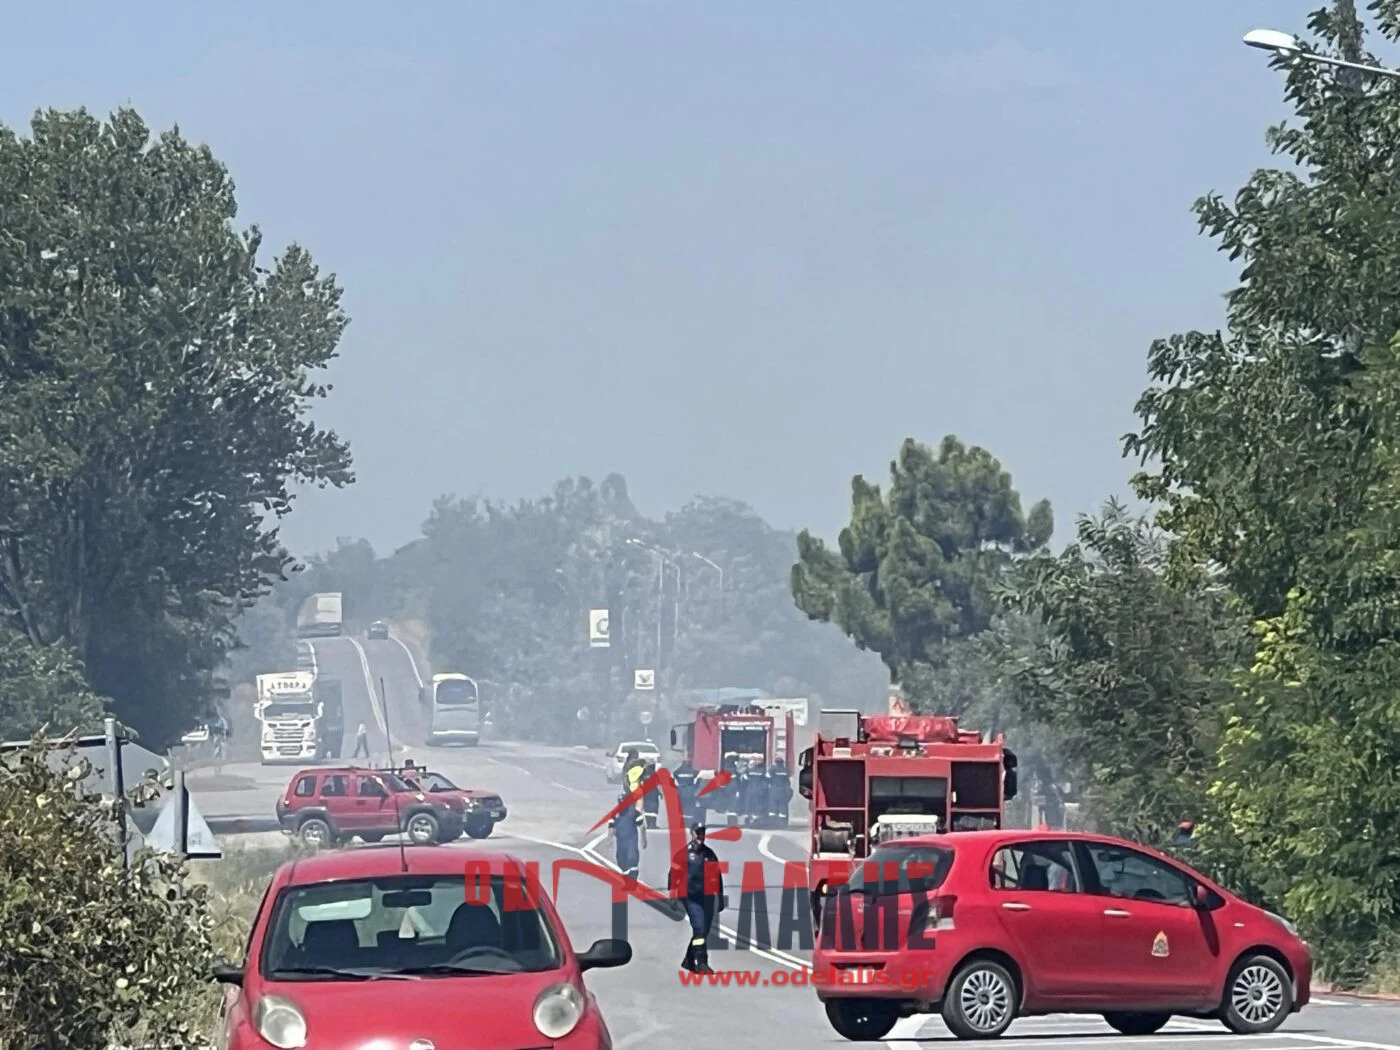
(720, 752), (739, 820)
(668, 821), (724, 973)
(608, 792), (646, 880)
(739, 759), (762, 824)
(640, 757), (660, 829)
(673, 758), (698, 826)
(768, 758), (791, 825)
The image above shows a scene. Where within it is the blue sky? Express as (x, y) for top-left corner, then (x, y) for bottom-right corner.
(2, 1), (1330, 555)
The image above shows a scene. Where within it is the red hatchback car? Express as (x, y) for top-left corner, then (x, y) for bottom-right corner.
(214, 845), (631, 1050)
(812, 829), (1311, 1041)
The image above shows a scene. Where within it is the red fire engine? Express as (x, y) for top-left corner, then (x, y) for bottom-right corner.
(669, 703), (796, 821)
(797, 708), (1018, 924)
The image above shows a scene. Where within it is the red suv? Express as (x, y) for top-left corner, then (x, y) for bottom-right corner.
(276, 767), (467, 847)
(812, 829), (1311, 1041)
(393, 766), (507, 839)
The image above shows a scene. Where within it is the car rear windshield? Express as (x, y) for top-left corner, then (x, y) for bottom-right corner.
(843, 844), (955, 896)
(260, 874), (561, 980)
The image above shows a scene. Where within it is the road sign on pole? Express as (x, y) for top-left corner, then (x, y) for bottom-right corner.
(146, 779), (222, 859)
(589, 609), (610, 648)
(639, 709), (653, 725)
(634, 669), (654, 691)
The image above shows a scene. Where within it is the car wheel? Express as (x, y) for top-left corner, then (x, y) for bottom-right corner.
(298, 817), (332, 849)
(465, 816), (494, 839)
(1103, 1012), (1171, 1036)
(406, 811), (441, 845)
(1220, 955), (1291, 1034)
(824, 999), (899, 1041)
(942, 959), (1017, 1039)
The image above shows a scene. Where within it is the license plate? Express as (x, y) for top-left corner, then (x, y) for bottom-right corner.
(841, 967), (876, 984)
(491, 810), (504, 819)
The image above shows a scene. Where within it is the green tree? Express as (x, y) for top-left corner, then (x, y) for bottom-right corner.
(995, 503), (1246, 843)
(791, 435), (1052, 702)
(1125, 3), (1400, 978)
(0, 631), (104, 739)
(0, 108), (352, 745)
(0, 741), (216, 1050)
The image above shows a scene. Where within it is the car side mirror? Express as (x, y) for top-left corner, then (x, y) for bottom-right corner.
(577, 938), (631, 972)
(1193, 884), (1211, 909)
(212, 959), (244, 985)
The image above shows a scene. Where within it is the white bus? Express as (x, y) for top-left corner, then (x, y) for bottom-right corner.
(419, 673), (482, 746)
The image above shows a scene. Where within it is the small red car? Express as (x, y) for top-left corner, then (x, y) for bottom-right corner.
(812, 829), (1311, 1041)
(213, 845), (631, 1050)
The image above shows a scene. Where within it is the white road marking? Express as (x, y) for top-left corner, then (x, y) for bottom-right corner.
(551, 780), (586, 794)
(758, 833), (788, 866)
(582, 840), (811, 972)
(346, 636), (389, 737)
(613, 1021), (670, 1050)
(309, 637), (386, 738)
(512, 831), (808, 973)
(585, 831), (608, 853)
(886, 1014), (928, 1047)
(389, 635), (425, 689)
(561, 755), (609, 771)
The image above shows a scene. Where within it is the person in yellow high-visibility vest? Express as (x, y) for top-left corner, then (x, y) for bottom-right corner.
(623, 749), (645, 794)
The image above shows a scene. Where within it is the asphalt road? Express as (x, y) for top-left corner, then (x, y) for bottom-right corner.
(190, 634), (1400, 1050)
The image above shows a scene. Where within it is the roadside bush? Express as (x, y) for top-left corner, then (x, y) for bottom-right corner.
(0, 739), (214, 1050)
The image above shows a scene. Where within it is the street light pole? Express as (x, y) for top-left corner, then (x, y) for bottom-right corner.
(626, 538), (676, 668)
(685, 551), (723, 594)
(1243, 27), (1400, 79)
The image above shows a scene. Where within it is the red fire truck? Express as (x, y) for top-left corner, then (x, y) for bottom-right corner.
(669, 703), (796, 822)
(797, 708), (1018, 925)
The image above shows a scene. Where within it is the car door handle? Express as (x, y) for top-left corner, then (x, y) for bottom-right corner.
(1104, 908), (1131, 917)
(1001, 902), (1031, 911)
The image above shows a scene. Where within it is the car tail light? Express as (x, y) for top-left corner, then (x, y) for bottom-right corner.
(911, 895), (956, 935)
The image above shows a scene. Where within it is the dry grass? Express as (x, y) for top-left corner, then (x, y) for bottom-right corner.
(179, 840), (308, 1042)
(190, 840), (308, 960)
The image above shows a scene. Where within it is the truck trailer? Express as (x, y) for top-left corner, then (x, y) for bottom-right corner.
(314, 676), (344, 759)
(296, 592), (343, 638)
(798, 708), (1018, 927)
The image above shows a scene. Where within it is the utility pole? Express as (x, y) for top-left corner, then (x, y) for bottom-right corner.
(104, 717), (127, 870)
(172, 768), (188, 862)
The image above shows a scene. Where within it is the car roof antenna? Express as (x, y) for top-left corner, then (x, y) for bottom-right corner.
(380, 675), (408, 873)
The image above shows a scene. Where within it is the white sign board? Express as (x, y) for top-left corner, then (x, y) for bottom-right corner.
(589, 609), (610, 648)
(634, 669), (655, 691)
(145, 791), (222, 859)
(758, 698), (809, 726)
(639, 709), (653, 725)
